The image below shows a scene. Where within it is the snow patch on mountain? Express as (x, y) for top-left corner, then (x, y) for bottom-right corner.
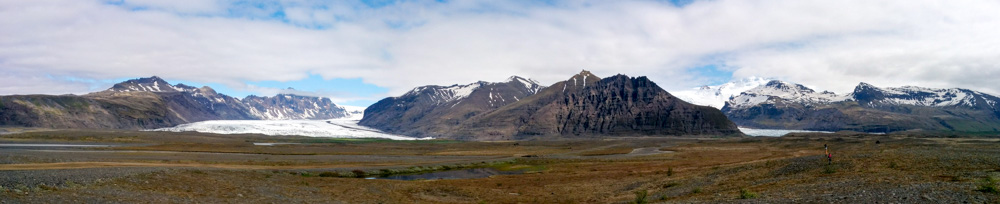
(673, 76), (774, 108)
(506, 76), (544, 94)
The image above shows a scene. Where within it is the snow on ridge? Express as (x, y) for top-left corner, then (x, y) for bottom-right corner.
(506, 76), (544, 94)
(726, 80), (999, 109)
(727, 80), (846, 109)
(870, 85), (979, 107)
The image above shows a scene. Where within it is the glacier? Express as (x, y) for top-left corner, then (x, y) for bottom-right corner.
(672, 76), (774, 109)
(739, 127), (833, 137)
(151, 111), (430, 140)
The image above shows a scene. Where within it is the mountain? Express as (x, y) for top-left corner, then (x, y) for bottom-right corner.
(359, 76), (545, 137)
(0, 76), (349, 129)
(673, 76), (774, 109)
(362, 71), (742, 140)
(722, 80), (1000, 133)
(243, 94), (348, 120)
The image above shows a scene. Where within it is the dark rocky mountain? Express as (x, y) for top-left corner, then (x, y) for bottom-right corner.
(722, 80), (1000, 133)
(362, 71), (742, 140)
(0, 76), (349, 129)
(359, 76), (544, 137)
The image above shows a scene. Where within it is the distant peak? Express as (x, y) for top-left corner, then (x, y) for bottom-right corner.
(853, 82), (882, 93)
(856, 82), (878, 88)
(506, 75), (541, 86)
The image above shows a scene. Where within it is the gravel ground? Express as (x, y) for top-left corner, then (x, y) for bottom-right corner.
(0, 167), (173, 192)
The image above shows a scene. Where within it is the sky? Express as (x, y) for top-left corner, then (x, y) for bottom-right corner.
(3, 0), (1000, 107)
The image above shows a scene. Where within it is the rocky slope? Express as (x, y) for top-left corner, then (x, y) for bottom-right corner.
(0, 76), (349, 129)
(722, 80), (1000, 133)
(362, 71), (742, 140)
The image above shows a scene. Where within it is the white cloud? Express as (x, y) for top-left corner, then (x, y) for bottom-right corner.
(2, 0), (1000, 102)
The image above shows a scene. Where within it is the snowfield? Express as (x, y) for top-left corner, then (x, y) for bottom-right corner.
(152, 118), (430, 140)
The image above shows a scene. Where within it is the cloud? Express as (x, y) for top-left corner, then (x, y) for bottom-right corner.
(2, 0), (1000, 102)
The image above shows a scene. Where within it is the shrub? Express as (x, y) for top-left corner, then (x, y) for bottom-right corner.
(978, 176), (999, 194)
(352, 169), (367, 178)
(633, 190), (648, 204)
(739, 188), (758, 199)
(691, 187), (702, 194)
(667, 167), (674, 177)
(318, 172), (338, 177)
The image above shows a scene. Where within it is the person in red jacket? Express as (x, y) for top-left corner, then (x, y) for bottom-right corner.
(825, 144), (832, 164)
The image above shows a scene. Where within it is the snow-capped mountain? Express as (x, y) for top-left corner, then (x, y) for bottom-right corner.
(360, 75), (547, 138)
(362, 70), (740, 140)
(673, 76), (773, 108)
(243, 94), (348, 120)
(852, 82), (1000, 109)
(722, 80), (1000, 133)
(400, 76), (544, 106)
(103, 76), (351, 121)
(726, 80), (847, 109)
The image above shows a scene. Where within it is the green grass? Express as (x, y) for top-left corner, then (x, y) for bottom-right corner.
(633, 190), (648, 204)
(978, 176), (999, 194)
(739, 188), (758, 199)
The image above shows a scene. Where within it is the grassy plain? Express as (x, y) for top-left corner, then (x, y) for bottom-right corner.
(1, 129), (998, 203)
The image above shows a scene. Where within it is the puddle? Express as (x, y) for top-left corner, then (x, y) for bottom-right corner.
(0, 144), (115, 147)
(374, 168), (523, 180)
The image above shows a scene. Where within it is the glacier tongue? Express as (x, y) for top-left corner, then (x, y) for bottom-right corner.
(152, 119), (430, 140)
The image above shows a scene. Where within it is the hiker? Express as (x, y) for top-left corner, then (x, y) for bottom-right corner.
(825, 144), (832, 164)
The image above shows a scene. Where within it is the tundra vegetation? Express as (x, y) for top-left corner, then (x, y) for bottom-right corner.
(0, 129), (998, 203)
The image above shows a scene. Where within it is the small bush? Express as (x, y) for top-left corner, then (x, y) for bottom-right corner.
(978, 176), (999, 194)
(667, 167), (674, 177)
(318, 172), (338, 177)
(633, 190), (648, 204)
(739, 188), (758, 199)
(691, 187), (702, 194)
(888, 161), (898, 169)
(352, 169), (367, 178)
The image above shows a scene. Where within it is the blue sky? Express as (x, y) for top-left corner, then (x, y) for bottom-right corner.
(4, 0), (1000, 106)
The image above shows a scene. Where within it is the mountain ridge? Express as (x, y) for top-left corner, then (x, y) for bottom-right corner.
(0, 76), (351, 129)
(722, 80), (1000, 133)
(362, 70), (742, 140)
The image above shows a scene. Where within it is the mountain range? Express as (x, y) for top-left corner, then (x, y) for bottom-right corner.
(715, 79), (1000, 133)
(0, 76), (350, 129)
(361, 71), (741, 140)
